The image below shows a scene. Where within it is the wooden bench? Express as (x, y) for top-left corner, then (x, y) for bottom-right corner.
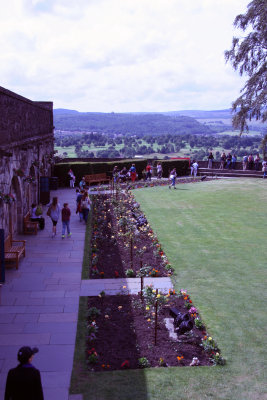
(23, 212), (38, 235)
(84, 173), (111, 186)
(4, 235), (26, 270)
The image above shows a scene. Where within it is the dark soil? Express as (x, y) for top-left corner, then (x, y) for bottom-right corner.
(86, 293), (212, 371)
(90, 192), (171, 279)
(86, 178), (223, 371)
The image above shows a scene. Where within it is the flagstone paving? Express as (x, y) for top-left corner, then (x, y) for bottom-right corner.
(0, 187), (173, 400)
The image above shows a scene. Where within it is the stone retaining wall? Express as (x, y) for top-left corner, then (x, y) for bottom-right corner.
(0, 86), (54, 236)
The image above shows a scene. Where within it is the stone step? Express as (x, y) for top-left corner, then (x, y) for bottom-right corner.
(80, 277), (174, 296)
(198, 168), (264, 179)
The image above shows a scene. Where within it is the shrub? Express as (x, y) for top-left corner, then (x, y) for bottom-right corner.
(126, 268), (136, 277)
(87, 307), (101, 320)
(138, 357), (150, 368)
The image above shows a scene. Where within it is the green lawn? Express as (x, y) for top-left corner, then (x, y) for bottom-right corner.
(70, 178), (266, 400)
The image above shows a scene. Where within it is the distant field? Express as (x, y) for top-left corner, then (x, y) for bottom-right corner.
(216, 130), (261, 137)
(55, 131), (262, 160)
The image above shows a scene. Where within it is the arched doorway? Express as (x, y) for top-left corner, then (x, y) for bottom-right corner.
(9, 176), (23, 236)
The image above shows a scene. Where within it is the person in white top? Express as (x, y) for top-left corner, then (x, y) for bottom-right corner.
(157, 163), (163, 179)
(68, 169), (75, 188)
(192, 161), (199, 178)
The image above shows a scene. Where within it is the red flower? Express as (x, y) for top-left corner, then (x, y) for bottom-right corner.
(189, 300), (192, 303)
(114, 271), (119, 278)
(87, 348), (97, 355)
(121, 360), (130, 368)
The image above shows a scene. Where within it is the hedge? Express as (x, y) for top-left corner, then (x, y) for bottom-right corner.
(53, 159), (190, 187)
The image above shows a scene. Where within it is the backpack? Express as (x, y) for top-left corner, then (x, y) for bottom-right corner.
(35, 205), (43, 216)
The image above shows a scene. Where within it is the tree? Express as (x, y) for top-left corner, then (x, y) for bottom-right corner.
(225, 0), (267, 133)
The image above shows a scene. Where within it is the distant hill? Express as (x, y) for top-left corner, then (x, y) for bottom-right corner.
(53, 110), (213, 136)
(54, 108), (79, 115)
(165, 109), (232, 119)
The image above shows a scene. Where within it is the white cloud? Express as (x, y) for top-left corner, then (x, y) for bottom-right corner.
(0, 0), (249, 111)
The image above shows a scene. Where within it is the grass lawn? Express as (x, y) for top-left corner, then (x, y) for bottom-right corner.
(70, 178), (266, 400)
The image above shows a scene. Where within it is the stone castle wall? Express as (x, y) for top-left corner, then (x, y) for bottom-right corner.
(0, 86), (54, 236)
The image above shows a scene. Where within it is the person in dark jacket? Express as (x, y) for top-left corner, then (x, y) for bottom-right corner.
(5, 346), (44, 400)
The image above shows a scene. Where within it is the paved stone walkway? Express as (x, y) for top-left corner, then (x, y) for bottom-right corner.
(0, 187), (173, 400)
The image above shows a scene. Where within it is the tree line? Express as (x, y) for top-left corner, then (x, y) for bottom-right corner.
(55, 131), (263, 160)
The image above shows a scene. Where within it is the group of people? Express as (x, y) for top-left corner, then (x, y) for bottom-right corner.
(30, 197), (72, 239)
(112, 165), (135, 183)
(112, 162), (164, 183)
(46, 197), (71, 238)
(207, 151), (237, 170)
(208, 151), (265, 172)
(218, 152), (237, 170)
(242, 153), (262, 171)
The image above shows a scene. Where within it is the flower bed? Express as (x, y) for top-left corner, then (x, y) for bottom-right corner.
(90, 191), (172, 279)
(89, 176), (215, 192)
(85, 288), (224, 371)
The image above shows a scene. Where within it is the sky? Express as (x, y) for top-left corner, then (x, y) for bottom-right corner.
(0, 0), (250, 112)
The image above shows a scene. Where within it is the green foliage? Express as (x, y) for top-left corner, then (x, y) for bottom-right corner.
(194, 317), (204, 329)
(87, 352), (98, 365)
(125, 268), (136, 277)
(137, 265), (153, 277)
(142, 286), (167, 311)
(87, 307), (101, 320)
(225, 0), (267, 133)
(138, 357), (151, 368)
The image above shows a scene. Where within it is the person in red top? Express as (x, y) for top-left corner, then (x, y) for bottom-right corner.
(146, 163), (152, 181)
(62, 202), (71, 238)
(129, 164), (137, 182)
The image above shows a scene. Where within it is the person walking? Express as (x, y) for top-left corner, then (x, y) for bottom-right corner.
(262, 160), (267, 178)
(62, 202), (71, 238)
(208, 152), (214, 169)
(146, 163), (152, 181)
(47, 197), (61, 238)
(169, 168), (177, 189)
(81, 192), (91, 223)
(68, 169), (75, 188)
(157, 162), (163, 179)
(192, 161), (199, 178)
(79, 177), (86, 190)
(129, 164), (137, 182)
(112, 165), (119, 183)
(76, 189), (83, 222)
(190, 159), (195, 176)
(5, 346), (44, 400)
